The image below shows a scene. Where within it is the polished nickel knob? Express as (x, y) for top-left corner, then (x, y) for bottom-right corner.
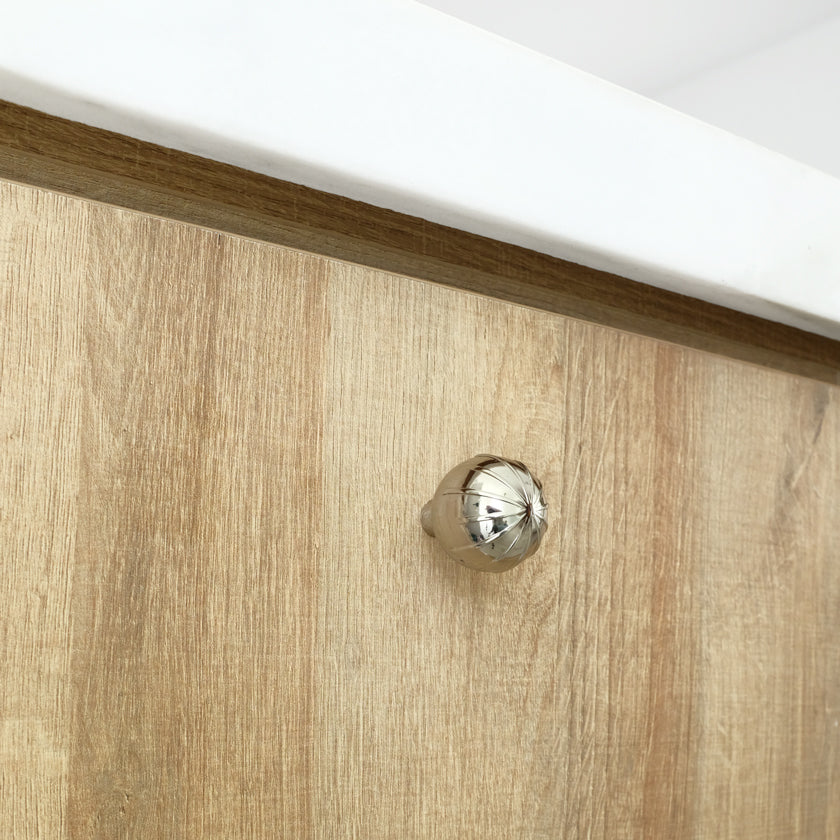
(421, 454), (548, 573)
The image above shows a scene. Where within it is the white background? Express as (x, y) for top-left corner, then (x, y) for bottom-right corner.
(421, 0), (840, 178)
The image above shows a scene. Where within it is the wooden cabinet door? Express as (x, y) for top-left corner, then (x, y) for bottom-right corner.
(3, 178), (840, 838)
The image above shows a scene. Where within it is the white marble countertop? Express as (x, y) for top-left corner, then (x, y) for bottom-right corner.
(2, 0), (839, 338)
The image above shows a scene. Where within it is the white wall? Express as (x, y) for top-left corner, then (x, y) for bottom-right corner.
(420, 2), (840, 179)
(418, 0), (840, 93)
(655, 14), (840, 180)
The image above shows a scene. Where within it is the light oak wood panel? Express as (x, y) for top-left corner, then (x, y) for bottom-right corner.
(67, 205), (330, 837)
(1, 186), (88, 839)
(2, 178), (839, 837)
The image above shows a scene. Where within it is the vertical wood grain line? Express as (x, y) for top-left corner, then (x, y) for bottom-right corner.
(642, 345), (703, 833)
(691, 368), (840, 836)
(66, 206), (328, 837)
(0, 184), (88, 838)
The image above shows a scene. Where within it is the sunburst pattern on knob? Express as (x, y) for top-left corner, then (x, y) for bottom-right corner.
(421, 454), (548, 573)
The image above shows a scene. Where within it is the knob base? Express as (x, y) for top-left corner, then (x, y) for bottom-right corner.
(420, 502), (435, 536)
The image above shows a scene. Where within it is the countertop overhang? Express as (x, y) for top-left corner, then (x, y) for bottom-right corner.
(2, 0), (839, 338)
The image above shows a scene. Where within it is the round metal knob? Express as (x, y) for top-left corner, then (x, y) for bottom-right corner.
(421, 454), (548, 573)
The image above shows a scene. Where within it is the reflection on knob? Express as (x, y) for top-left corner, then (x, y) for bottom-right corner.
(421, 454), (548, 573)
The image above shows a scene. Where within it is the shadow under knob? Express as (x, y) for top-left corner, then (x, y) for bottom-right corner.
(421, 454), (548, 573)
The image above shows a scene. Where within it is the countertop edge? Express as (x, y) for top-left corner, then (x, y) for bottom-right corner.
(1, 0), (839, 337)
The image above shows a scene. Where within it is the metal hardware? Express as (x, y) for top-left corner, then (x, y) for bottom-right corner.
(421, 454), (548, 573)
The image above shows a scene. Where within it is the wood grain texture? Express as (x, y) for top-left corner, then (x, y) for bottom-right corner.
(1, 186), (87, 839)
(2, 177), (840, 837)
(0, 99), (838, 385)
